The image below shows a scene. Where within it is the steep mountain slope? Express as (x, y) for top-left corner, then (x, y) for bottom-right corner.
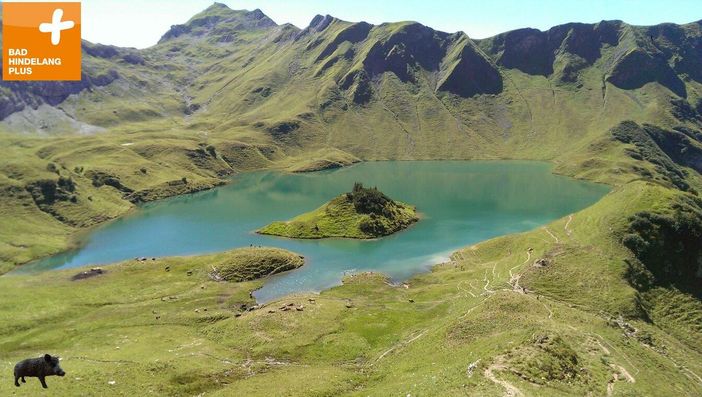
(3, 5), (700, 154)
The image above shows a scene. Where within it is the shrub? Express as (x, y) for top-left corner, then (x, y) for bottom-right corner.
(623, 195), (702, 296)
(611, 121), (691, 191)
(25, 177), (75, 206)
(57, 176), (76, 192)
(350, 182), (392, 215)
(359, 217), (387, 235)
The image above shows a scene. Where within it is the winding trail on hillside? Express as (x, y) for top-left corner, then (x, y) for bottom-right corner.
(374, 329), (428, 364)
(381, 104), (415, 152)
(607, 363), (636, 397)
(457, 280), (477, 298)
(483, 269), (495, 294)
(544, 227), (559, 243)
(484, 362), (524, 397)
(373, 296), (492, 366)
(540, 301), (553, 319)
(678, 364), (702, 385)
(655, 349), (702, 385)
(508, 249), (532, 292)
(564, 214), (573, 236)
(586, 331), (640, 377)
(373, 258), (500, 366)
(69, 356), (137, 364)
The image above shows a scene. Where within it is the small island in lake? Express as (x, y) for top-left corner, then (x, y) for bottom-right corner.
(258, 182), (419, 239)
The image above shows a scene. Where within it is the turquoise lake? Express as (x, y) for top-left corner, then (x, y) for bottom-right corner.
(19, 161), (609, 302)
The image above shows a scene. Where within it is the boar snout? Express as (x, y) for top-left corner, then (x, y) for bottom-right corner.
(44, 354), (66, 376)
(53, 357), (66, 376)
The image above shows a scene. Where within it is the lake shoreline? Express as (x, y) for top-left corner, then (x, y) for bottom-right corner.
(8, 158), (581, 274)
(11, 161), (610, 303)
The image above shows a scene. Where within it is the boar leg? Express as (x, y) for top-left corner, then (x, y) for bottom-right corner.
(39, 376), (48, 389)
(14, 375), (20, 387)
(21, 377), (26, 383)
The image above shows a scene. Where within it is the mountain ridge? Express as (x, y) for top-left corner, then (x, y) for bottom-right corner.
(1, 4), (700, 127)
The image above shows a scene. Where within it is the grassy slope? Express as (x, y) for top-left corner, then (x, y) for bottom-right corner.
(285, 148), (361, 173)
(209, 247), (305, 281)
(258, 194), (418, 239)
(1, 182), (700, 396)
(0, 248), (304, 395)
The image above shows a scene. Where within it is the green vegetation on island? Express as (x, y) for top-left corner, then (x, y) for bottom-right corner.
(258, 182), (419, 238)
(208, 247), (305, 282)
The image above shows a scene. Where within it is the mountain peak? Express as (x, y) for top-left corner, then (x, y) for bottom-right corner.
(294, 14), (335, 40)
(206, 2), (230, 11)
(250, 8), (266, 19)
(308, 14), (335, 31)
(158, 5), (277, 44)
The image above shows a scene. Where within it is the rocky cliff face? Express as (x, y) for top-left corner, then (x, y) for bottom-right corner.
(477, 19), (701, 96)
(437, 37), (503, 97)
(315, 21), (503, 103)
(0, 68), (119, 120)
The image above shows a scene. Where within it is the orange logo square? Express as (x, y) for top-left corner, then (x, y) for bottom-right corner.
(2, 2), (81, 81)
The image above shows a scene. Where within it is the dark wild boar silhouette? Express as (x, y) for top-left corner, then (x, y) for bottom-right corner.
(14, 354), (66, 389)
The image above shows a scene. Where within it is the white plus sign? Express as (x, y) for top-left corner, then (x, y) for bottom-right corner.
(39, 9), (75, 46)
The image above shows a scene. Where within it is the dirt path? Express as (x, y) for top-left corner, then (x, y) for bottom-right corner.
(544, 227), (559, 243)
(507, 249), (533, 293)
(539, 300), (553, 319)
(374, 330), (427, 364)
(655, 351), (702, 385)
(614, 364), (636, 383)
(588, 332), (640, 376)
(457, 280), (477, 298)
(607, 363), (636, 396)
(595, 339), (611, 355)
(606, 378), (615, 396)
(484, 363), (523, 397)
(509, 273), (522, 293)
(483, 278), (493, 293)
(483, 269), (495, 294)
(374, 296), (492, 366)
(564, 214), (573, 236)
